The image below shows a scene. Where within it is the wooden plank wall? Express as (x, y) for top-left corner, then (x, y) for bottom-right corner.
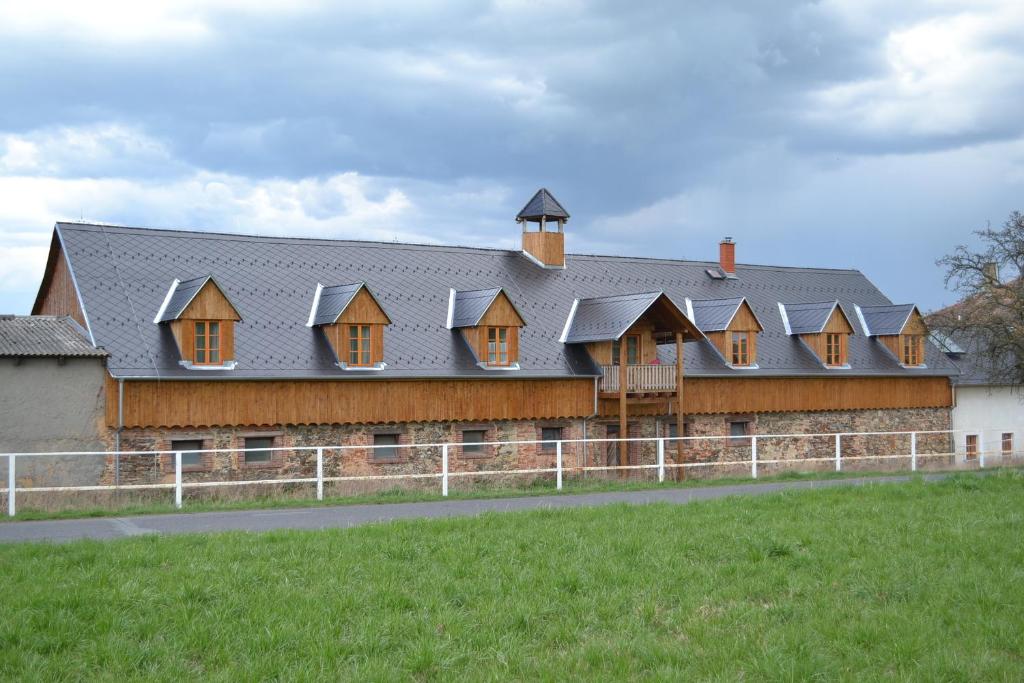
(597, 376), (952, 417)
(522, 231), (564, 266)
(34, 247), (86, 328)
(110, 377), (596, 429)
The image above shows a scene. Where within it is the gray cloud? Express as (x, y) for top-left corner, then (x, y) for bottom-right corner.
(1, 0), (1023, 313)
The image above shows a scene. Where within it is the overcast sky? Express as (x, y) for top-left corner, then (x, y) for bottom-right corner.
(2, 0), (1023, 314)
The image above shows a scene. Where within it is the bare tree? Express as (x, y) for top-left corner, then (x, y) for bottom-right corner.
(932, 211), (1024, 385)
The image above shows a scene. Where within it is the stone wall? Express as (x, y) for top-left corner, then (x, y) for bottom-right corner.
(102, 406), (951, 485)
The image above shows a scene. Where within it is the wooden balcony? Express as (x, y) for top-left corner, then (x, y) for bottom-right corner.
(599, 364), (677, 394)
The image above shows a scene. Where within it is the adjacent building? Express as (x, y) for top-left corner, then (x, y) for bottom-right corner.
(27, 189), (959, 482)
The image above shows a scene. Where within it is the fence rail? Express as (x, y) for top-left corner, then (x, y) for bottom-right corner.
(1, 427), (1019, 517)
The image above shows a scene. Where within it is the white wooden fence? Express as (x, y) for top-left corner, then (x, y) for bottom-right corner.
(1, 428), (1019, 516)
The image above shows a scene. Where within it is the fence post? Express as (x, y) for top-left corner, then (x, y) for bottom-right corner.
(657, 438), (665, 483)
(174, 451), (182, 509)
(316, 447), (324, 501)
(556, 441), (563, 491)
(835, 434), (842, 472)
(7, 454), (14, 517)
(979, 434), (985, 469)
(910, 432), (917, 472)
(442, 444), (449, 497)
(751, 436), (758, 479)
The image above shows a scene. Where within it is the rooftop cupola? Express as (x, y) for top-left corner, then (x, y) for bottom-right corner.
(517, 188), (568, 268)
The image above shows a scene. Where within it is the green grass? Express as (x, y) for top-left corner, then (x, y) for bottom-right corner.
(3, 467), (948, 522)
(2, 472), (1023, 680)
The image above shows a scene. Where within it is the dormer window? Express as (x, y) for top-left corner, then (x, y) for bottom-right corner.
(731, 331), (750, 366)
(448, 288), (526, 369)
(778, 301), (854, 369)
(825, 332), (845, 367)
(194, 320), (221, 365)
(347, 324), (373, 367)
(902, 334), (923, 366)
(154, 276), (242, 370)
(487, 326), (511, 366)
(308, 282), (392, 370)
(856, 303), (929, 368)
(688, 297), (764, 368)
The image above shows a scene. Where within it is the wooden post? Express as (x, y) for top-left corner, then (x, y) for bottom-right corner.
(675, 332), (685, 480)
(619, 339), (628, 473)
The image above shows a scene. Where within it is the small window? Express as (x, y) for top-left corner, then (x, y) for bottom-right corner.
(1002, 433), (1013, 456)
(902, 334), (923, 366)
(664, 422), (690, 439)
(462, 429), (487, 455)
(540, 427), (562, 452)
(825, 333), (844, 366)
(965, 434), (978, 460)
(194, 320), (221, 365)
(243, 436), (275, 465)
(729, 421), (750, 446)
(611, 335), (640, 365)
(171, 439), (204, 470)
(486, 327), (510, 366)
(347, 325), (372, 366)
(731, 332), (750, 366)
(373, 433), (400, 461)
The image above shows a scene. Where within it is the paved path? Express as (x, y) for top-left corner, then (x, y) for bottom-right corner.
(0, 474), (954, 544)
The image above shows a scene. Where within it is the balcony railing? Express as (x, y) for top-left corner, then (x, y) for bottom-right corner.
(599, 364), (677, 393)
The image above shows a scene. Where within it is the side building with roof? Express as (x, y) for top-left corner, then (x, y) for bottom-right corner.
(0, 315), (109, 485)
(28, 188), (959, 482)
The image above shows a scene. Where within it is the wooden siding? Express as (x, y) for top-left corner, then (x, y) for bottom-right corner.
(597, 376), (952, 417)
(179, 281), (241, 321)
(586, 321), (658, 365)
(337, 287), (391, 325)
(462, 291), (525, 362)
(33, 246), (86, 327)
(522, 230), (565, 266)
(109, 377), (595, 429)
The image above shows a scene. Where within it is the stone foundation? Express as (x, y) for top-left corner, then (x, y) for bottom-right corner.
(99, 407), (952, 486)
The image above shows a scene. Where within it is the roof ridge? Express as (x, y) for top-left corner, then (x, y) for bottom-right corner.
(55, 221), (864, 274)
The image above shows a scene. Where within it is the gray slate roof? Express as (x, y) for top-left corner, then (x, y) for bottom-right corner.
(48, 222), (959, 380)
(450, 288), (503, 329)
(562, 292), (667, 344)
(0, 315), (107, 358)
(155, 276), (210, 322)
(310, 282), (390, 327)
(781, 301), (842, 335)
(690, 297), (747, 332)
(517, 188), (569, 220)
(858, 304), (916, 336)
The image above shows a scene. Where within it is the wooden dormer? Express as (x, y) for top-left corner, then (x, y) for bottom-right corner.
(448, 288), (526, 367)
(858, 304), (929, 367)
(780, 301), (854, 368)
(309, 282), (392, 368)
(690, 297), (764, 367)
(155, 276), (242, 367)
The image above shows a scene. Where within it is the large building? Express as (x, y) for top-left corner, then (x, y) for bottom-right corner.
(29, 189), (958, 482)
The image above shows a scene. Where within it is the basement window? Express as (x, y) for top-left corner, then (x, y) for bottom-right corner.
(728, 420), (751, 447)
(372, 433), (401, 462)
(540, 427), (562, 452)
(461, 429), (488, 457)
(243, 436), (275, 466)
(170, 439), (205, 471)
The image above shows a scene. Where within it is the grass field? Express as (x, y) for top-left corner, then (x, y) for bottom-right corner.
(1, 467), (974, 522)
(2, 472), (1023, 679)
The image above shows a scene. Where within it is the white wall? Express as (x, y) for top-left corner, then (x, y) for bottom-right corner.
(952, 385), (1024, 463)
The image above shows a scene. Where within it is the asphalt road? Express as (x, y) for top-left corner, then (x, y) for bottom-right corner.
(0, 473), (954, 544)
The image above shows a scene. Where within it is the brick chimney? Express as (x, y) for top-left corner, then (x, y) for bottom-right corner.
(719, 237), (735, 275)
